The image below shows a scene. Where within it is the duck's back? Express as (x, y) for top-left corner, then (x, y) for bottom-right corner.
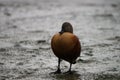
(51, 32), (81, 63)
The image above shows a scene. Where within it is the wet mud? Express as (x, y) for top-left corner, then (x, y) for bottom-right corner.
(0, 0), (120, 80)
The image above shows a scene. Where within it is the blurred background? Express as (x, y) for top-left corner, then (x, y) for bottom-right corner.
(0, 0), (120, 80)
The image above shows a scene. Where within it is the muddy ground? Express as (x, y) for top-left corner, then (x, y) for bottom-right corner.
(0, 0), (120, 80)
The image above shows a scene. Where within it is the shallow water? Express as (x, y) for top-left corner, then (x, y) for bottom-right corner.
(0, 0), (120, 80)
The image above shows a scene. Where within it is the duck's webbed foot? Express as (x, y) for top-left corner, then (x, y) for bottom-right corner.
(54, 68), (61, 74)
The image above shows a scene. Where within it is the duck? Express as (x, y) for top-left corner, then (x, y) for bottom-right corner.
(51, 22), (81, 73)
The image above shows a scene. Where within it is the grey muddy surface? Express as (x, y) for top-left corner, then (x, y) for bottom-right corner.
(0, 0), (120, 80)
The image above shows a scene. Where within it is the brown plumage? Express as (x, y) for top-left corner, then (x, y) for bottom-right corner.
(51, 22), (81, 73)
